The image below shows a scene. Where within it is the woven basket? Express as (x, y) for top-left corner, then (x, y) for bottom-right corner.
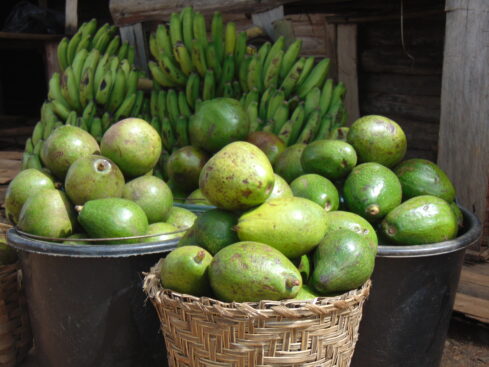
(144, 260), (371, 367)
(0, 262), (32, 367)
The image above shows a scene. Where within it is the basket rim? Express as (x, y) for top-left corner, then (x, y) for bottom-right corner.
(143, 259), (371, 319)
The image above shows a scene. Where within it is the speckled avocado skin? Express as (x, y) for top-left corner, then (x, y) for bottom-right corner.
(394, 158), (456, 202)
(235, 197), (328, 258)
(343, 162), (402, 222)
(347, 115), (407, 168)
(273, 144), (306, 183)
(312, 230), (374, 294)
(290, 174), (339, 212)
(267, 174), (293, 201)
(381, 195), (458, 245)
(167, 146), (209, 192)
(209, 242), (302, 302)
(199, 141), (275, 210)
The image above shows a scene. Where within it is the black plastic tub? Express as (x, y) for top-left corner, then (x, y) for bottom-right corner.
(351, 207), (482, 367)
(7, 229), (179, 367)
(174, 202), (215, 215)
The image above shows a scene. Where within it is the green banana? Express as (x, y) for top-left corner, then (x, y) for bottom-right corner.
(101, 112), (111, 131)
(263, 49), (283, 89)
(149, 61), (176, 88)
(91, 23), (110, 49)
(234, 31), (247, 70)
(40, 102), (57, 125)
(107, 69), (127, 112)
(82, 100), (97, 120)
(181, 7), (194, 51)
(127, 45), (136, 65)
(93, 30), (110, 53)
(90, 117), (103, 141)
(266, 90), (285, 121)
(280, 103), (305, 145)
(150, 90), (158, 117)
(271, 101), (289, 134)
(105, 35), (121, 56)
(246, 55), (263, 93)
(48, 72), (70, 109)
(314, 115), (333, 141)
(66, 32), (82, 64)
(263, 36), (285, 74)
(161, 117), (175, 151)
(150, 117), (162, 136)
(62, 66), (82, 111)
(257, 42), (271, 67)
(232, 80), (242, 98)
(26, 154), (43, 171)
(114, 92), (137, 120)
(42, 118), (55, 140)
(296, 58), (331, 98)
(222, 82), (234, 98)
(75, 34), (91, 55)
(33, 139), (44, 155)
(280, 57), (305, 98)
(95, 71), (114, 106)
(126, 69), (139, 97)
(82, 49), (100, 78)
(157, 90), (167, 122)
(190, 39), (207, 77)
(319, 78), (334, 117)
(173, 41), (194, 75)
(238, 55), (251, 92)
(66, 110), (77, 126)
(246, 101), (259, 133)
(296, 109), (321, 144)
(51, 100), (71, 120)
(149, 33), (159, 59)
(131, 90), (145, 116)
(31, 122), (44, 145)
(185, 73), (200, 109)
(219, 55), (235, 93)
(258, 87), (273, 121)
(79, 66), (95, 107)
(296, 56), (315, 92)
(159, 55), (187, 86)
(81, 19), (97, 38)
(166, 89), (180, 125)
(203, 69), (216, 101)
(169, 13), (183, 48)
(94, 53), (110, 89)
(72, 48), (89, 86)
(211, 12), (224, 63)
(192, 12), (208, 48)
(304, 87), (321, 117)
(280, 39), (302, 81)
(224, 22), (236, 56)
(205, 42), (222, 78)
(24, 138), (34, 154)
(175, 115), (190, 147)
(155, 25), (173, 58)
(243, 88), (259, 110)
(118, 41), (130, 60)
(178, 91), (192, 118)
(57, 37), (69, 71)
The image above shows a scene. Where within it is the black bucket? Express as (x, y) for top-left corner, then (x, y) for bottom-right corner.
(351, 207), (482, 367)
(174, 202), (215, 215)
(7, 230), (179, 367)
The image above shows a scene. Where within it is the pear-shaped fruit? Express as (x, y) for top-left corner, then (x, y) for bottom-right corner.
(41, 125), (100, 179)
(160, 246), (212, 296)
(18, 189), (76, 238)
(381, 195), (458, 245)
(65, 155), (125, 205)
(290, 174), (339, 212)
(199, 141), (275, 210)
(142, 222), (181, 243)
(189, 98), (250, 153)
(274, 143), (306, 183)
(293, 285), (320, 300)
(100, 118), (162, 177)
(394, 159), (456, 202)
(122, 176), (173, 223)
(209, 242), (302, 302)
(77, 198), (148, 244)
(267, 174), (293, 201)
(450, 202), (464, 228)
(167, 146), (209, 192)
(325, 211), (378, 253)
(343, 162), (402, 222)
(236, 197), (328, 258)
(63, 233), (90, 245)
(312, 230), (374, 294)
(5, 168), (55, 224)
(293, 254), (311, 282)
(185, 189), (212, 206)
(178, 209), (239, 255)
(247, 131), (286, 165)
(347, 115), (407, 168)
(165, 207), (197, 231)
(301, 140), (357, 180)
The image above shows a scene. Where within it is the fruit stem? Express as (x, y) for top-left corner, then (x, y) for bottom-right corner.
(193, 250), (206, 264)
(74, 205), (84, 213)
(286, 277), (300, 289)
(366, 204), (380, 217)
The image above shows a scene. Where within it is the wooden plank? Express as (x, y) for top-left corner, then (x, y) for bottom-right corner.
(437, 0), (489, 234)
(44, 41), (61, 82)
(324, 17), (337, 82)
(0, 32), (63, 41)
(252, 6), (284, 40)
(109, 0), (296, 26)
(65, 0), (79, 35)
(360, 74), (442, 97)
(454, 293), (489, 324)
(337, 24), (359, 124)
(119, 24), (148, 72)
(325, 9), (444, 24)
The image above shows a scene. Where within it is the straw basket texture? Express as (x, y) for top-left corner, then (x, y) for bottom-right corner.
(0, 262), (32, 367)
(144, 261), (371, 367)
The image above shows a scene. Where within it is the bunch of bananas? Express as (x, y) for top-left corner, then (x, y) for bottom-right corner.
(147, 7), (348, 152)
(57, 19), (136, 71)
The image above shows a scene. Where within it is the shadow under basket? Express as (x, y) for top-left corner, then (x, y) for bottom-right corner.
(144, 263), (371, 367)
(0, 262), (32, 367)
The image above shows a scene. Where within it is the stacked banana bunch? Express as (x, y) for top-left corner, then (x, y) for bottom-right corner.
(147, 7), (347, 151)
(23, 20), (145, 169)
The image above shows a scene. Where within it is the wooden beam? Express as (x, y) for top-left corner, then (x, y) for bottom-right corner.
(323, 17), (337, 81)
(44, 41), (61, 82)
(337, 24), (359, 124)
(437, 0), (489, 246)
(109, 0), (296, 26)
(119, 24), (148, 72)
(65, 0), (78, 34)
(326, 9), (444, 24)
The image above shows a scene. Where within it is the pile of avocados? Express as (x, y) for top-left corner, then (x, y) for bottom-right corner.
(4, 105), (461, 302)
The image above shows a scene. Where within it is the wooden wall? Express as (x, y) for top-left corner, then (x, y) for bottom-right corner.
(357, 15), (445, 162)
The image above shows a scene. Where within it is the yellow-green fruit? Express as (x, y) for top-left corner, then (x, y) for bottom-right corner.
(122, 176), (173, 223)
(5, 168), (55, 224)
(236, 197), (328, 258)
(18, 189), (76, 238)
(142, 222), (181, 243)
(101, 118), (162, 177)
(267, 174), (293, 201)
(165, 206), (197, 231)
(41, 125), (100, 180)
(167, 146), (209, 193)
(246, 131), (286, 165)
(290, 174), (339, 212)
(64, 155), (125, 205)
(294, 285), (320, 300)
(160, 246), (212, 296)
(381, 195), (458, 245)
(199, 141), (275, 210)
(347, 115), (407, 168)
(185, 189), (213, 206)
(274, 144), (306, 183)
(209, 241), (302, 302)
(63, 233), (90, 245)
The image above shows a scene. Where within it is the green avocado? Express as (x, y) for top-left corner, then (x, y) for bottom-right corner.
(166, 146), (209, 192)
(293, 285), (320, 300)
(301, 140), (357, 180)
(394, 159), (456, 202)
(178, 209), (239, 255)
(18, 189), (76, 238)
(185, 189), (212, 206)
(142, 222), (181, 243)
(290, 174), (339, 212)
(189, 98), (250, 153)
(235, 197), (328, 258)
(273, 144), (306, 183)
(381, 195), (458, 245)
(293, 254), (311, 283)
(450, 202), (464, 228)
(165, 207), (197, 231)
(63, 233), (90, 245)
(78, 198), (148, 244)
(325, 211), (378, 253)
(267, 174), (293, 201)
(5, 168), (55, 224)
(311, 230), (375, 294)
(347, 115), (407, 168)
(209, 241), (302, 302)
(246, 131), (286, 165)
(160, 246), (212, 296)
(328, 127), (349, 141)
(343, 162), (402, 222)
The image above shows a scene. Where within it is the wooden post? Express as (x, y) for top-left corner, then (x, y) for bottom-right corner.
(437, 0), (489, 253)
(119, 23), (148, 72)
(337, 24), (360, 124)
(323, 17), (337, 82)
(44, 41), (61, 82)
(65, 0), (78, 34)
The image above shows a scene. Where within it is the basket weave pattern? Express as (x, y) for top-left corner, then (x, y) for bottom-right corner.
(144, 264), (371, 367)
(0, 263), (32, 367)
